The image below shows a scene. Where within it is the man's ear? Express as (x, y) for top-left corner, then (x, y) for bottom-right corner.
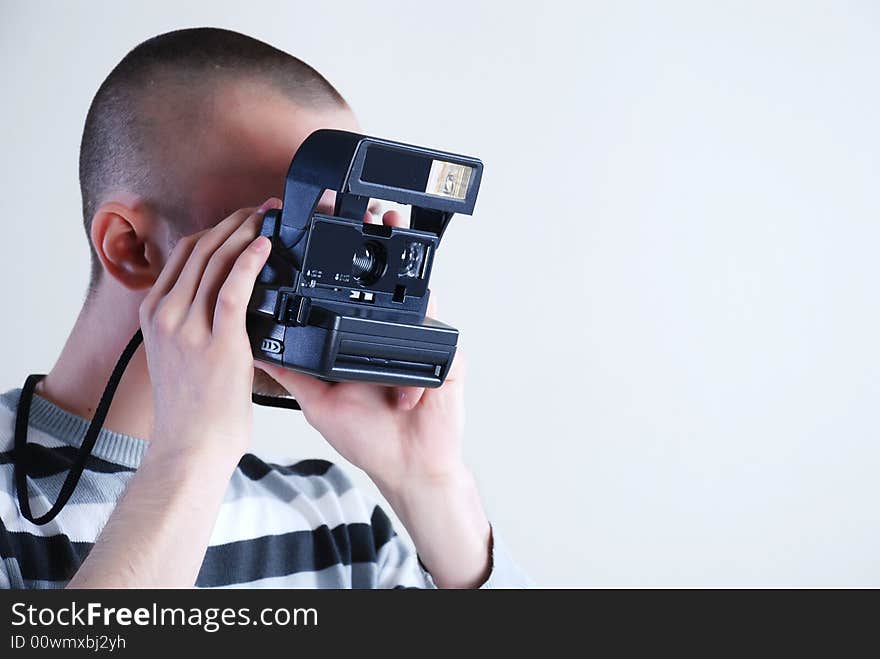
(90, 201), (165, 290)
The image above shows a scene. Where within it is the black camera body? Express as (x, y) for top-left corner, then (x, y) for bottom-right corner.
(246, 130), (482, 388)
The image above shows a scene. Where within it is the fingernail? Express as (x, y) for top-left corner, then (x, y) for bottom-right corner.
(258, 198), (280, 213)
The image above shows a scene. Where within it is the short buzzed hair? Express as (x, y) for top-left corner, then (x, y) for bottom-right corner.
(79, 27), (347, 288)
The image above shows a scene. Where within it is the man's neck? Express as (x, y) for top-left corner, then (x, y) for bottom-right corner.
(36, 282), (155, 441)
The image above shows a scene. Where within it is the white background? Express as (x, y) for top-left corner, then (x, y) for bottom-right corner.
(1, 1), (879, 586)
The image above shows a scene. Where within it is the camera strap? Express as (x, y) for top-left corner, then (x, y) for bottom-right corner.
(14, 329), (300, 526)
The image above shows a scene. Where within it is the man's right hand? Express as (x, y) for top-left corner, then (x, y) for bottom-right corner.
(138, 198), (281, 465)
(68, 199), (281, 588)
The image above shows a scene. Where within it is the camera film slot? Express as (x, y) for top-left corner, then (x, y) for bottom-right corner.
(332, 338), (448, 384)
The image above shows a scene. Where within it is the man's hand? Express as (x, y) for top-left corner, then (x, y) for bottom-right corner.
(139, 199), (280, 464)
(69, 199), (280, 588)
(257, 209), (493, 588)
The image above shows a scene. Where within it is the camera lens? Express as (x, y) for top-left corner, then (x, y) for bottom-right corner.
(351, 241), (386, 285)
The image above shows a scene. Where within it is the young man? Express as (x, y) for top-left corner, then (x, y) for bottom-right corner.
(0, 28), (528, 588)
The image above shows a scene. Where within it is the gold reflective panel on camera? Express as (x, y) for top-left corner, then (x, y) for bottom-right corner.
(425, 160), (473, 200)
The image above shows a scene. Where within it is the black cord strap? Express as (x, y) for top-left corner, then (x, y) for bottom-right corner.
(14, 329), (145, 525)
(14, 328), (301, 526)
(251, 393), (301, 410)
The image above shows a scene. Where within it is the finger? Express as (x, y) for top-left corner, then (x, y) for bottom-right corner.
(362, 200), (384, 225)
(211, 235), (272, 336)
(382, 209), (409, 229)
(397, 346), (462, 409)
(426, 292), (439, 319)
(257, 197), (283, 213)
(254, 361), (331, 412)
(392, 386), (426, 410)
(141, 231), (204, 316)
(190, 203), (278, 321)
(162, 207), (256, 314)
(445, 347), (466, 383)
(421, 349), (467, 405)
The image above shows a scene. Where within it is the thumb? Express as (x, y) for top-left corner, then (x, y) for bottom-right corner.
(255, 361), (330, 411)
(427, 292), (439, 319)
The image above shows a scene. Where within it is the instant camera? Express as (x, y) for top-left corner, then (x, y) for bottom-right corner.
(246, 130), (482, 389)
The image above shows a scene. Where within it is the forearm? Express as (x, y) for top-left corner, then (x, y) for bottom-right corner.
(379, 467), (492, 589)
(67, 444), (237, 588)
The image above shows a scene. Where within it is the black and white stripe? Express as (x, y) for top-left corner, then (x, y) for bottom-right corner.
(0, 389), (527, 589)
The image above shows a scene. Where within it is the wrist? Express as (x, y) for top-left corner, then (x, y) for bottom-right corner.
(142, 433), (244, 477)
(379, 464), (492, 589)
(374, 461), (475, 510)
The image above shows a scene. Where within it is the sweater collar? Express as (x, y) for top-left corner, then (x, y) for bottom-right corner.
(1, 388), (147, 469)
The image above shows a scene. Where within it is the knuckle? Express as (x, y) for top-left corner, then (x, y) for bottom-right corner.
(151, 305), (177, 337)
(191, 239), (212, 260)
(203, 250), (226, 275)
(236, 250), (256, 270)
(245, 212), (262, 230)
(138, 297), (154, 324)
(240, 246), (264, 269)
(216, 288), (241, 311)
(173, 234), (195, 253)
(225, 208), (252, 227)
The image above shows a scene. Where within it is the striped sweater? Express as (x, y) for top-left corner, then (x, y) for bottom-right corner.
(0, 389), (528, 588)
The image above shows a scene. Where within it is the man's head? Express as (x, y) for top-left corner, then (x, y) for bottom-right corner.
(79, 27), (357, 296)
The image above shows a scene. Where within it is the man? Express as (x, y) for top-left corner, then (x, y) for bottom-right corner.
(0, 28), (528, 588)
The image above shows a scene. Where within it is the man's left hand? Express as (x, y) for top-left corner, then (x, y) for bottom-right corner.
(256, 209), (492, 588)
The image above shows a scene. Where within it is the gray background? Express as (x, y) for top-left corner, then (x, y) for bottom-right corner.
(1, 0), (878, 586)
